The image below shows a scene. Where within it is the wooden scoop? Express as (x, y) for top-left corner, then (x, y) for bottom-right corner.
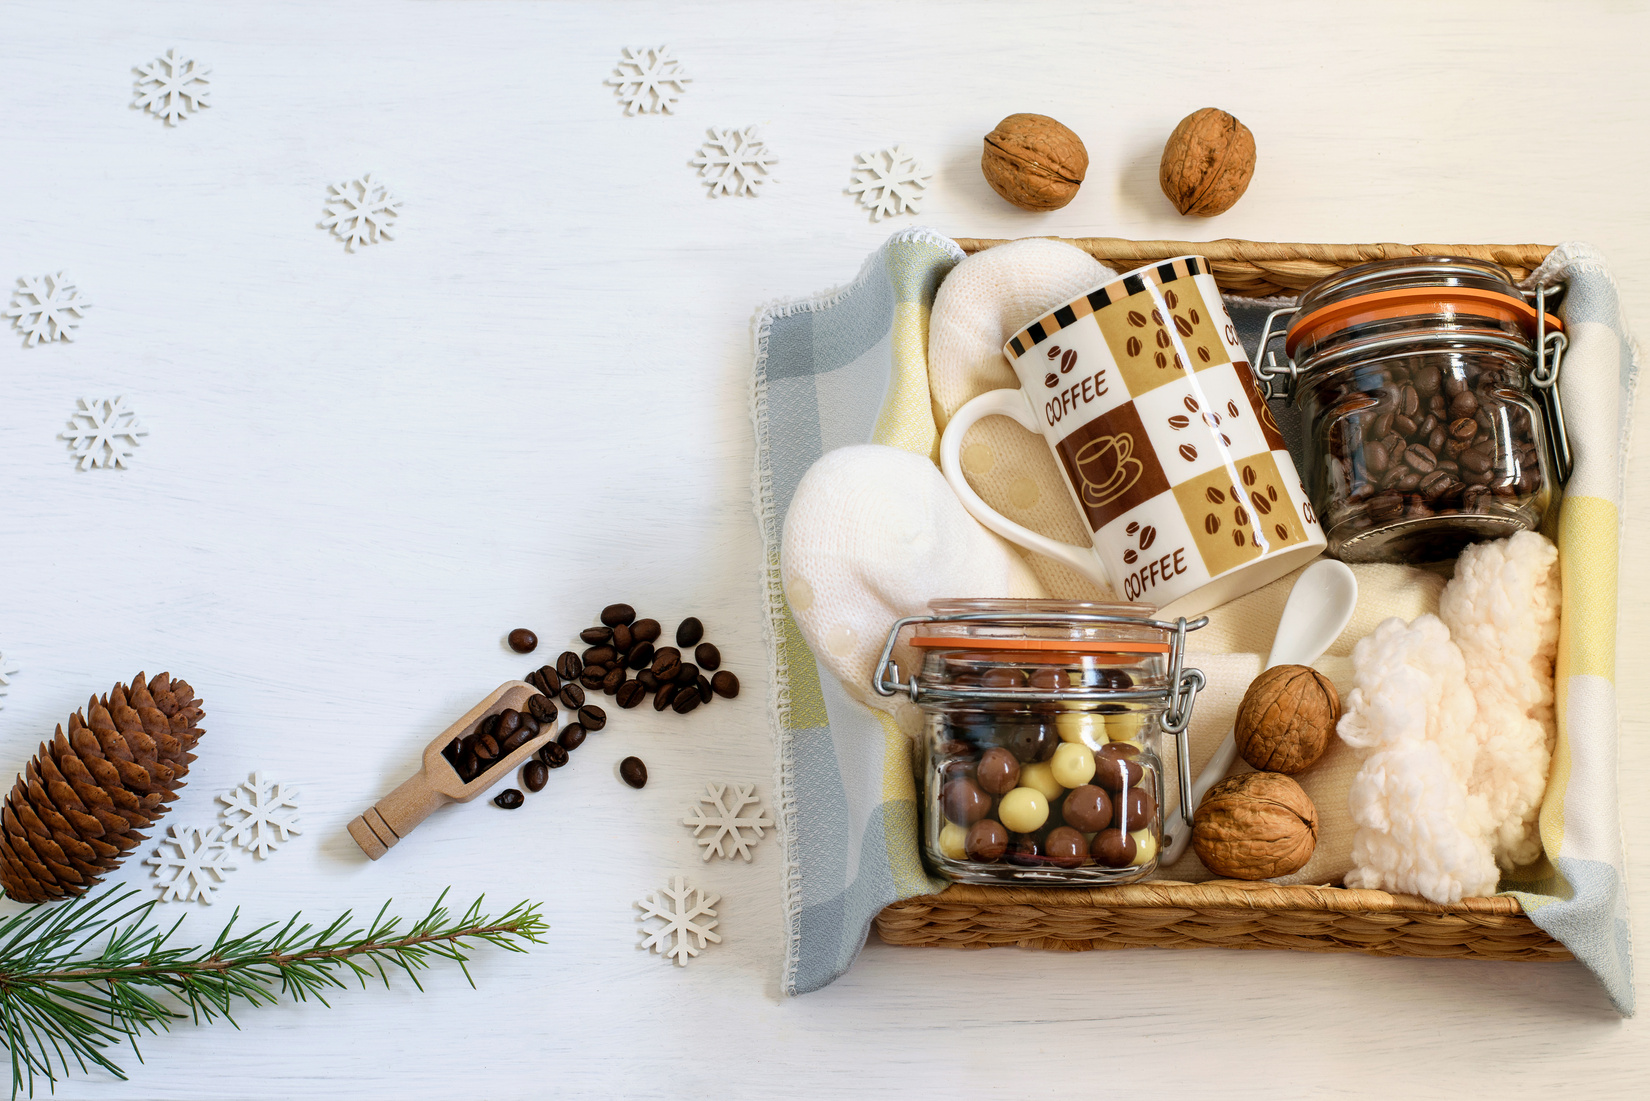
(348, 680), (554, 859)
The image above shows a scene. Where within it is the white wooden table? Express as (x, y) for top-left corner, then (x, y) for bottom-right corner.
(1, 2), (1646, 1096)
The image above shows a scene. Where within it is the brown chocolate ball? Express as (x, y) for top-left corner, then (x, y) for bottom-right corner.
(980, 666), (1027, 689)
(1004, 720), (1057, 763)
(941, 778), (991, 826)
(1061, 785), (1114, 833)
(1092, 828), (1138, 868)
(1044, 826), (1087, 869)
(1005, 832), (1045, 866)
(964, 818), (1009, 861)
(1094, 745), (1145, 793)
(1114, 786), (1158, 832)
(975, 747), (1021, 795)
(1027, 666), (1067, 691)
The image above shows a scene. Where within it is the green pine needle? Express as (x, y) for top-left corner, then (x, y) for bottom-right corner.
(0, 888), (546, 1098)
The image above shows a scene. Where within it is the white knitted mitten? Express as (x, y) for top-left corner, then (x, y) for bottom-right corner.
(928, 238), (1117, 599)
(780, 445), (1045, 713)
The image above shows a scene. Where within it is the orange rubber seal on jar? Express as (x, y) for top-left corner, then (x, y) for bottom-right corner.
(1285, 287), (1563, 358)
(908, 636), (1169, 655)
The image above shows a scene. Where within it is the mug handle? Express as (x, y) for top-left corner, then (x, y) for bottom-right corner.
(938, 388), (1114, 591)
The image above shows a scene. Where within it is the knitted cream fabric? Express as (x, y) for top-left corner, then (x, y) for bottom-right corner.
(928, 238), (1117, 600)
(780, 444), (1043, 716)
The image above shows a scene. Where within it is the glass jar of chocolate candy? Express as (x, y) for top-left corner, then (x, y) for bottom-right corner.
(1252, 256), (1570, 563)
(873, 599), (1205, 885)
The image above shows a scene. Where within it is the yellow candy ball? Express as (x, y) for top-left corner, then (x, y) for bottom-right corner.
(1055, 712), (1105, 747)
(1106, 711), (1145, 743)
(1050, 741), (1097, 788)
(1129, 827), (1159, 867)
(997, 787), (1050, 833)
(1019, 761), (1065, 802)
(938, 821), (969, 860)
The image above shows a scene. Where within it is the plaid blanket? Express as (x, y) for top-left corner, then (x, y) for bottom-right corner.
(751, 231), (1636, 1013)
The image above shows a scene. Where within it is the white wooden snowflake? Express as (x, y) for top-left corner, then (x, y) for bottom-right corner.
(636, 876), (721, 966)
(606, 46), (691, 115)
(847, 145), (931, 221)
(132, 48), (211, 125)
(0, 652), (16, 711)
(683, 783), (773, 862)
(145, 825), (236, 904)
(6, 273), (92, 346)
(320, 173), (402, 252)
(219, 771), (302, 859)
(60, 397), (147, 471)
(690, 127), (776, 198)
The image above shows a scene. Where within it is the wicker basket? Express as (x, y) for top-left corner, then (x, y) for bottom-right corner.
(874, 236), (1571, 964)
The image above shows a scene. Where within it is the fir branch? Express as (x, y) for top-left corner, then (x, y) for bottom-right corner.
(0, 888), (546, 1098)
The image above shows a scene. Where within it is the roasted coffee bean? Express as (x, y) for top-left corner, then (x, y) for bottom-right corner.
(637, 668), (660, 691)
(654, 683), (677, 710)
(1372, 410), (1394, 440)
(499, 725), (535, 754)
(1368, 493), (1405, 521)
(711, 670), (739, 699)
(1414, 364), (1441, 395)
(583, 645), (617, 667)
(523, 760), (549, 792)
(539, 741), (569, 768)
(559, 683), (586, 710)
(459, 751), (480, 781)
(527, 693), (557, 723)
(601, 665), (626, 693)
(601, 603), (637, 627)
(1404, 443), (1437, 474)
(672, 688), (701, 714)
(1365, 441), (1389, 474)
(1401, 385), (1419, 417)
(1427, 426), (1447, 454)
(475, 734), (500, 761)
(1460, 446), (1494, 475)
(632, 618), (661, 644)
(1448, 416), (1478, 442)
(652, 647), (681, 680)
(616, 680), (648, 709)
(674, 662), (700, 687)
(580, 626), (613, 645)
(578, 705), (607, 731)
(558, 722), (587, 751)
(579, 667), (605, 690)
(1418, 469), (1454, 499)
(556, 651), (583, 680)
(694, 642), (721, 671)
(629, 641), (656, 670)
(619, 756), (648, 788)
(1449, 390), (1479, 418)
(1394, 413), (1417, 437)
(697, 675), (713, 704)
(534, 665), (563, 695)
(494, 788), (524, 810)
(526, 669), (551, 695)
(498, 709), (523, 736)
(612, 622), (633, 652)
(508, 628), (538, 654)
(475, 712), (502, 741)
(676, 617), (704, 647)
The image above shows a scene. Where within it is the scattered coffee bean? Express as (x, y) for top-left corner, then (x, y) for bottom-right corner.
(556, 651), (583, 680)
(652, 647), (681, 681)
(632, 618), (661, 643)
(558, 722), (587, 751)
(527, 693), (557, 723)
(616, 680), (647, 709)
(711, 670), (739, 698)
(671, 689), (701, 714)
(628, 642), (656, 670)
(508, 628), (538, 654)
(601, 603), (637, 627)
(582, 645), (616, 667)
(559, 683), (586, 710)
(539, 741), (569, 768)
(601, 666), (627, 694)
(612, 623), (633, 653)
(580, 626), (613, 645)
(494, 788), (525, 810)
(674, 661), (699, 687)
(653, 684), (677, 711)
(636, 668), (660, 691)
(578, 705), (607, 731)
(619, 756), (648, 788)
(676, 617), (704, 647)
(696, 675), (713, 704)
(694, 643), (721, 671)
(578, 667), (605, 690)
(522, 760), (549, 792)
(529, 665), (562, 696)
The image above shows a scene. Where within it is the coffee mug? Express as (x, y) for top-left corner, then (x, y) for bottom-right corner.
(938, 255), (1326, 615)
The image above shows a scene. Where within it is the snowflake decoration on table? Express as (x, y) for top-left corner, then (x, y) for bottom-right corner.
(320, 173), (402, 252)
(637, 876), (721, 967)
(683, 782), (773, 862)
(145, 825), (237, 904)
(6, 273), (92, 346)
(690, 127), (776, 198)
(847, 145), (932, 221)
(133, 48), (211, 125)
(0, 652), (16, 711)
(218, 771), (302, 859)
(606, 45), (691, 115)
(60, 397), (147, 471)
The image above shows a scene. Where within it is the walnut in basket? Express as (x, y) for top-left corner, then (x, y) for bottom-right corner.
(1234, 664), (1339, 774)
(1192, 772), (1318, 880)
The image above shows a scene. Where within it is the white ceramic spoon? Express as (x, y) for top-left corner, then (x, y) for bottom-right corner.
(1161, 559), (1358, 865)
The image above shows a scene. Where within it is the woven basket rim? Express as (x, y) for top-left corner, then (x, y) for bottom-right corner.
(906, 880), (1527, 916)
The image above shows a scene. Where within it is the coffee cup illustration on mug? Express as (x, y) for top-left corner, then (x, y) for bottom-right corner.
(937, 255), (1326, 615)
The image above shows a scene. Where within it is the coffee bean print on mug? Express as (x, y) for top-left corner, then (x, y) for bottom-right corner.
(1053, 401), (1170, 531)
(1093, 276), (1230, 400)
(1169, 452), (1308, 577)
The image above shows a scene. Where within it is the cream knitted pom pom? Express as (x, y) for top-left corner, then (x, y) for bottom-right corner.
(780, 445), (1044, 713)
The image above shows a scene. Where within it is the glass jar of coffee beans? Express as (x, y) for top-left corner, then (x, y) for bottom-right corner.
(1257, 256), (1567, 563)
(873, 599), (1206, 886)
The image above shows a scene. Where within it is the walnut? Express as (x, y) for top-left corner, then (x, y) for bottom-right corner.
(1158, 107), (1255, 217)
(1234, 664), (1340, 774)
(1192, 772), (1318, 880)
(981, 114), (1087, 211)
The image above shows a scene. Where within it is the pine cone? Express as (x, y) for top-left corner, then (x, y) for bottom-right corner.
(0, 672), (204, 904)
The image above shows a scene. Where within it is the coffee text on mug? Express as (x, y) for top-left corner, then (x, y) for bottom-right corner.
(1045, 370), (1109, 427)
(1121, 546), (1188, 602)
